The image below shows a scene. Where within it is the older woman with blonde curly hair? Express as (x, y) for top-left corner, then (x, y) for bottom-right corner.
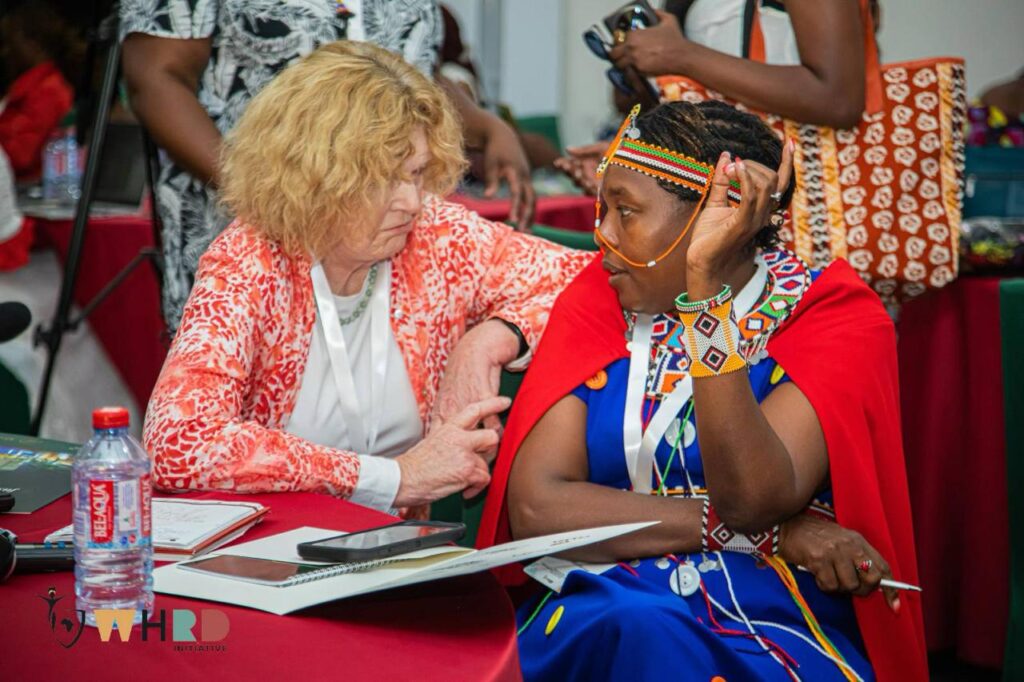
(144, 40), (591, 513)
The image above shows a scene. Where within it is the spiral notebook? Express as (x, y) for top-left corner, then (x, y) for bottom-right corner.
(154, 522), (656, 614)
(177, 544), (466, 587)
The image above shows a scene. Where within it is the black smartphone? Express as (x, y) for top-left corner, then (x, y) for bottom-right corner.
(296, 521), (466, 563)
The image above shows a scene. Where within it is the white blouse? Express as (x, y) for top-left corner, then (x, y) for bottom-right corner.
(284, 262), (421, 511)
(684, 0), (801, 66)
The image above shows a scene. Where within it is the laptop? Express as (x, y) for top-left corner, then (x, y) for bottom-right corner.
(18, 121), (149, 220)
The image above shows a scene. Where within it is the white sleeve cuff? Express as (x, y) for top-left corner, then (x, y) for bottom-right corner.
(349, 455), (401, 512)
(504, 347), (533, 372)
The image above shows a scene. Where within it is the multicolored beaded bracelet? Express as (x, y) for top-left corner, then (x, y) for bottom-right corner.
(675, 284), (734, 313)
(701, 498), (780, 556)
(676, 287), (747, 378)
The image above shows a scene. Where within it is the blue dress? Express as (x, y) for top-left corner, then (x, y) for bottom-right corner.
(516, 347), (874, 681)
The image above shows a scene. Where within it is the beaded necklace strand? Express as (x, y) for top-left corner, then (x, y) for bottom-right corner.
(654, 399), (695, 496)
(763, 555), (860, 682)
(337, 263), (379, 326)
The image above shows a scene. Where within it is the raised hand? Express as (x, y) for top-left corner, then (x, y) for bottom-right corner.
(685, 140), (793, 298)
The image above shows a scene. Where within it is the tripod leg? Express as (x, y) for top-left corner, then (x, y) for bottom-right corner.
(30, 35), (123, 436)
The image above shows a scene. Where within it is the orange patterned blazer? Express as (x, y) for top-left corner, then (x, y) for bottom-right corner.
(144, 196), (592, 499)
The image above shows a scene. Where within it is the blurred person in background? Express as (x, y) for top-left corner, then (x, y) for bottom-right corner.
(970, 68), (1024, 147)
(438, 3), (560, 172)
(0, 0), (83, 269)
(0, 0), (82, 183)
(559, 0), (876, 194)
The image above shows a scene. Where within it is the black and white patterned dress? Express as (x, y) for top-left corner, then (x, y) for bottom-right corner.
(120, 0), (441, 332)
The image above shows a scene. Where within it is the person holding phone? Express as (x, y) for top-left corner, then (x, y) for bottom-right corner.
(479, 101), (926, 680)
(143, 42), (591, 517)
(560, 0), (875, 194)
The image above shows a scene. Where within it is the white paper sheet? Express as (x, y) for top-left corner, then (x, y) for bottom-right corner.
(152, 521), (658, 615)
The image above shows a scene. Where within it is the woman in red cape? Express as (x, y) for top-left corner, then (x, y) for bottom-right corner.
(478, 101), (926, 681)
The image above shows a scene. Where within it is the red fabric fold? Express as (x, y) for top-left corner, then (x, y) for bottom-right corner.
(478, 255), (927, 681)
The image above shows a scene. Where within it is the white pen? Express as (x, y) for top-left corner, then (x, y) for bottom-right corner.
(796, 566), (922, 592)
(879, 578), (922, 592)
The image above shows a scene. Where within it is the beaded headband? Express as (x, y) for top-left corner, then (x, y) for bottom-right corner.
(596, 104), (742, 204)
(594, 104), (741, 269)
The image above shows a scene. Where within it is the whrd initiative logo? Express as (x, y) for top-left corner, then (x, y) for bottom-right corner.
(40, 587), (230, 650)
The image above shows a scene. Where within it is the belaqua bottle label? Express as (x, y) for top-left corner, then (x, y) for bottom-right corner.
(87, 477), (152, 549)
(141, 474), (152, 538)
(87, 480), (114, 544)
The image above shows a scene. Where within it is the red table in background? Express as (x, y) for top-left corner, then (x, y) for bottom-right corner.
(1, 492), (521, 682)
(31, 205), (1013, 669)
(896, 275), (1010, 669)
(450, 193), (593, 231)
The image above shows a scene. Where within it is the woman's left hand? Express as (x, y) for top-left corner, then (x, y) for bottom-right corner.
(481, 118), (536, 230)
(685, 141), (794, 297)
(431, 319), (521, 449)
(608, 10), (690, 77)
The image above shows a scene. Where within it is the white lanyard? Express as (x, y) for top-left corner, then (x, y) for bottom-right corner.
(622, 258), (770, 493)
(309, 260), (390, 454)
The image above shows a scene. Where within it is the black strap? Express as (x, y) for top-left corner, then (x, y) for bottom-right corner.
(741, 0), (759, 59)
(491, 317), (530, 360)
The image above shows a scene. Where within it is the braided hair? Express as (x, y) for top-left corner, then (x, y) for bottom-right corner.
(634, 100), (794, 249)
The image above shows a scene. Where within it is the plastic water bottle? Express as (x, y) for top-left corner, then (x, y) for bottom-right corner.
(63, 126), (81, 202)
(41, 112), (80, 204)
(72, 407), (153, 627)
(41, 130), (66, 201)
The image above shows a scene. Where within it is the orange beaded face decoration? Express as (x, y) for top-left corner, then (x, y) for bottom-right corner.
(594, 104), (741, 269)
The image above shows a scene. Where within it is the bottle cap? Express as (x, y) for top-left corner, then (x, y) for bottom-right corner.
(92, 406), (129, 429)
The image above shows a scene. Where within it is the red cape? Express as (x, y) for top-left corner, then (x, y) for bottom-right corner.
(478, 255), (928, 681)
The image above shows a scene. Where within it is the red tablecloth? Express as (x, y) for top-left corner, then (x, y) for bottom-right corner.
(450, 193), (593, 231)
(896, 275), (1008, 668)
(1, 492), (521, 682)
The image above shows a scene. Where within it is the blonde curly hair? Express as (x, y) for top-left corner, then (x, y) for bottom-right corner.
(219, 40), (466, 258)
